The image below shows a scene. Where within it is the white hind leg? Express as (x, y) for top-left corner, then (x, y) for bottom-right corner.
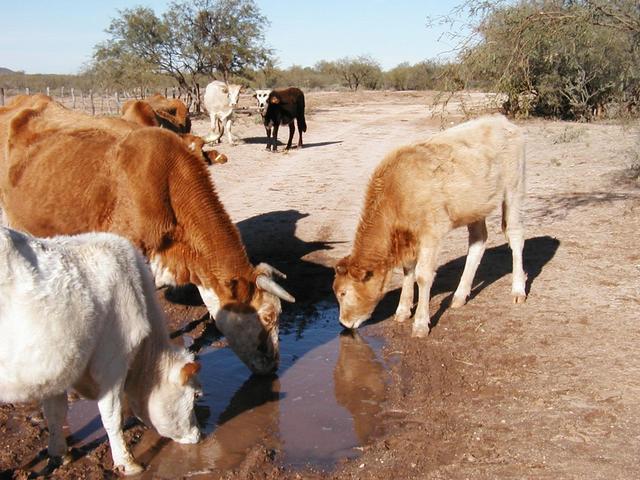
(451, 219), (488, 308)
(503, 195), (527, 303)
(42, 393), (71, 466)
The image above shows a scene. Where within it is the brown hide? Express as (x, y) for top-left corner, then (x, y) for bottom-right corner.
(0, 95), (251, 305)
(126, 94), (192, 134)
(121, 100), (225, 166)
(121, 100), (161, 127)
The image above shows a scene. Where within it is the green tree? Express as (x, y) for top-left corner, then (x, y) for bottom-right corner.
(432, 0), (640, 119)
(91, 0), (271, 111)
(334, 56), (383, 91)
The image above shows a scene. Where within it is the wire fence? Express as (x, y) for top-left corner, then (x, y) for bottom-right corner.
(0, 86), (188, 115)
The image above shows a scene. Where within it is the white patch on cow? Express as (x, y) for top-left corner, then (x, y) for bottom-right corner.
(150, 255), (177, 287)
(254, 89), (271, 115)
(196, 285), (222, 318)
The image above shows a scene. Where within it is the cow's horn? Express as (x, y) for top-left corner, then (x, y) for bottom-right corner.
(257, 262), (287, 279)
(256, 275), (295, 303)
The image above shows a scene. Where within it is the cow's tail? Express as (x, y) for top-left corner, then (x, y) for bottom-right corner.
(298, 95), (307, 132)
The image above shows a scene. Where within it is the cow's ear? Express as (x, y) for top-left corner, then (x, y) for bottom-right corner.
(335, 256), (349, 276)
(179, 362), (201, 385)
(227, 278), (252, 303)
(350, 264), (373, 282)
(270, 96), (280, 105)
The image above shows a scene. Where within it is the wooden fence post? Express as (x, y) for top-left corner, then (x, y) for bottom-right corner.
(81, 90), (85, 112)
(71, 88), (76, 109)
(61, 86), (65, 101)
(0, 88), (4, 106)
(26, 87), (30, 95)
(90, 90), (95, 116)
(46, 86), (50, 97)
(115, 91), (120, 112)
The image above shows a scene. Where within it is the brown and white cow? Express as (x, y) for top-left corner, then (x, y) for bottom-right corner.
(263, 87), (307, 152)
(0, 95), (293, 373)
(121, 98), (227, 165)
(333, 115), (527, 337)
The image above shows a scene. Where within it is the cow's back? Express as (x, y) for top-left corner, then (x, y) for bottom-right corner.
(0, 98), (187, 243)
(375, 115), (524, 230)
(0, 100), (122, 237)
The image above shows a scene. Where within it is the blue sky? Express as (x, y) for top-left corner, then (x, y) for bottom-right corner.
(0, 0), (467, 74)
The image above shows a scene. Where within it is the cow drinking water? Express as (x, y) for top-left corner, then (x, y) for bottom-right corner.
(333, 115), (527, 337)
(0, 228), (201, 475)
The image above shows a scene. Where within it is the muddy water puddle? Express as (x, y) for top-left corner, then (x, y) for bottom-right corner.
(65, 302), (388, 475)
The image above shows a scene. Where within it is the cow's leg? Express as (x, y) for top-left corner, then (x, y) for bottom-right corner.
(412, 243), (441, 337)
(394, 262), (416, 322)
(451, 219), (488, 308)
(42, 393), (71, 466)
(97, 385), (143, 475)
(205, 115), (223, 144)
(271, 123), (280, 152)
(297, 119), (304, 148)
(285, 122), (295, 150)
(265, 126), (272, 151)
(502, 194), (527, 303)
(225, 117), (235, 145)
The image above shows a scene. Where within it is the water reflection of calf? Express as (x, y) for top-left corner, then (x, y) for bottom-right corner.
(334, 331), (386, 443)
(134, 375), (281, 476)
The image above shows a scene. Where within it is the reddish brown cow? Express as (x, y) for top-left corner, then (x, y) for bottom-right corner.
(123, 93), (191, 134)
(0, 95), (293, 374)
(121, 99), (227, 166)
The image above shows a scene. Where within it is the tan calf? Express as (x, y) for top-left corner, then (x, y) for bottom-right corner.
(333, 115), (527, 337)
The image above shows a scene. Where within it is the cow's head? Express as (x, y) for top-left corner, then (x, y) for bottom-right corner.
(197, 264), (294, 374)
(131, 349), (202, 444)
(181, 134), (228, 165)
(333, 256), (389, 329)
(226, 84), (242, 107)
(253, 89), (272, 115)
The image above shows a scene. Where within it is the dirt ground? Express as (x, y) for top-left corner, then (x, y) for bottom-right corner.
(1, 90), (639, 479)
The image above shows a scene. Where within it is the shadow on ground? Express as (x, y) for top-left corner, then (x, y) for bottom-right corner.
(368, 235), (561, 328)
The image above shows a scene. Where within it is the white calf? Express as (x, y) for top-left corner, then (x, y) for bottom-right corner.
(203, 80), (242, 144)
(0, 228), (201, 475)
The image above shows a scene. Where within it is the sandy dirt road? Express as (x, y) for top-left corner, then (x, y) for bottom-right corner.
(1, 90), (639, 479)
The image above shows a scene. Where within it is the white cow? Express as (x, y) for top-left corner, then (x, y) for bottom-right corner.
(254, 89), (272, 116)
(0, 228), (202, 475)
(203, 80), (242, 144)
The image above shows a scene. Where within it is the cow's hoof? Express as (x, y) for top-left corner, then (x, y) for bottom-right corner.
(450, 294), (467, 309)
(512, 292), (527, 304)
(394, 310), (411, 323)
(115, 462), (145, 476)
(411, 324), (430, 338)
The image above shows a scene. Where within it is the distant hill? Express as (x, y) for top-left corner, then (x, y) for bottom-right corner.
(0, 67), (17, 75)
